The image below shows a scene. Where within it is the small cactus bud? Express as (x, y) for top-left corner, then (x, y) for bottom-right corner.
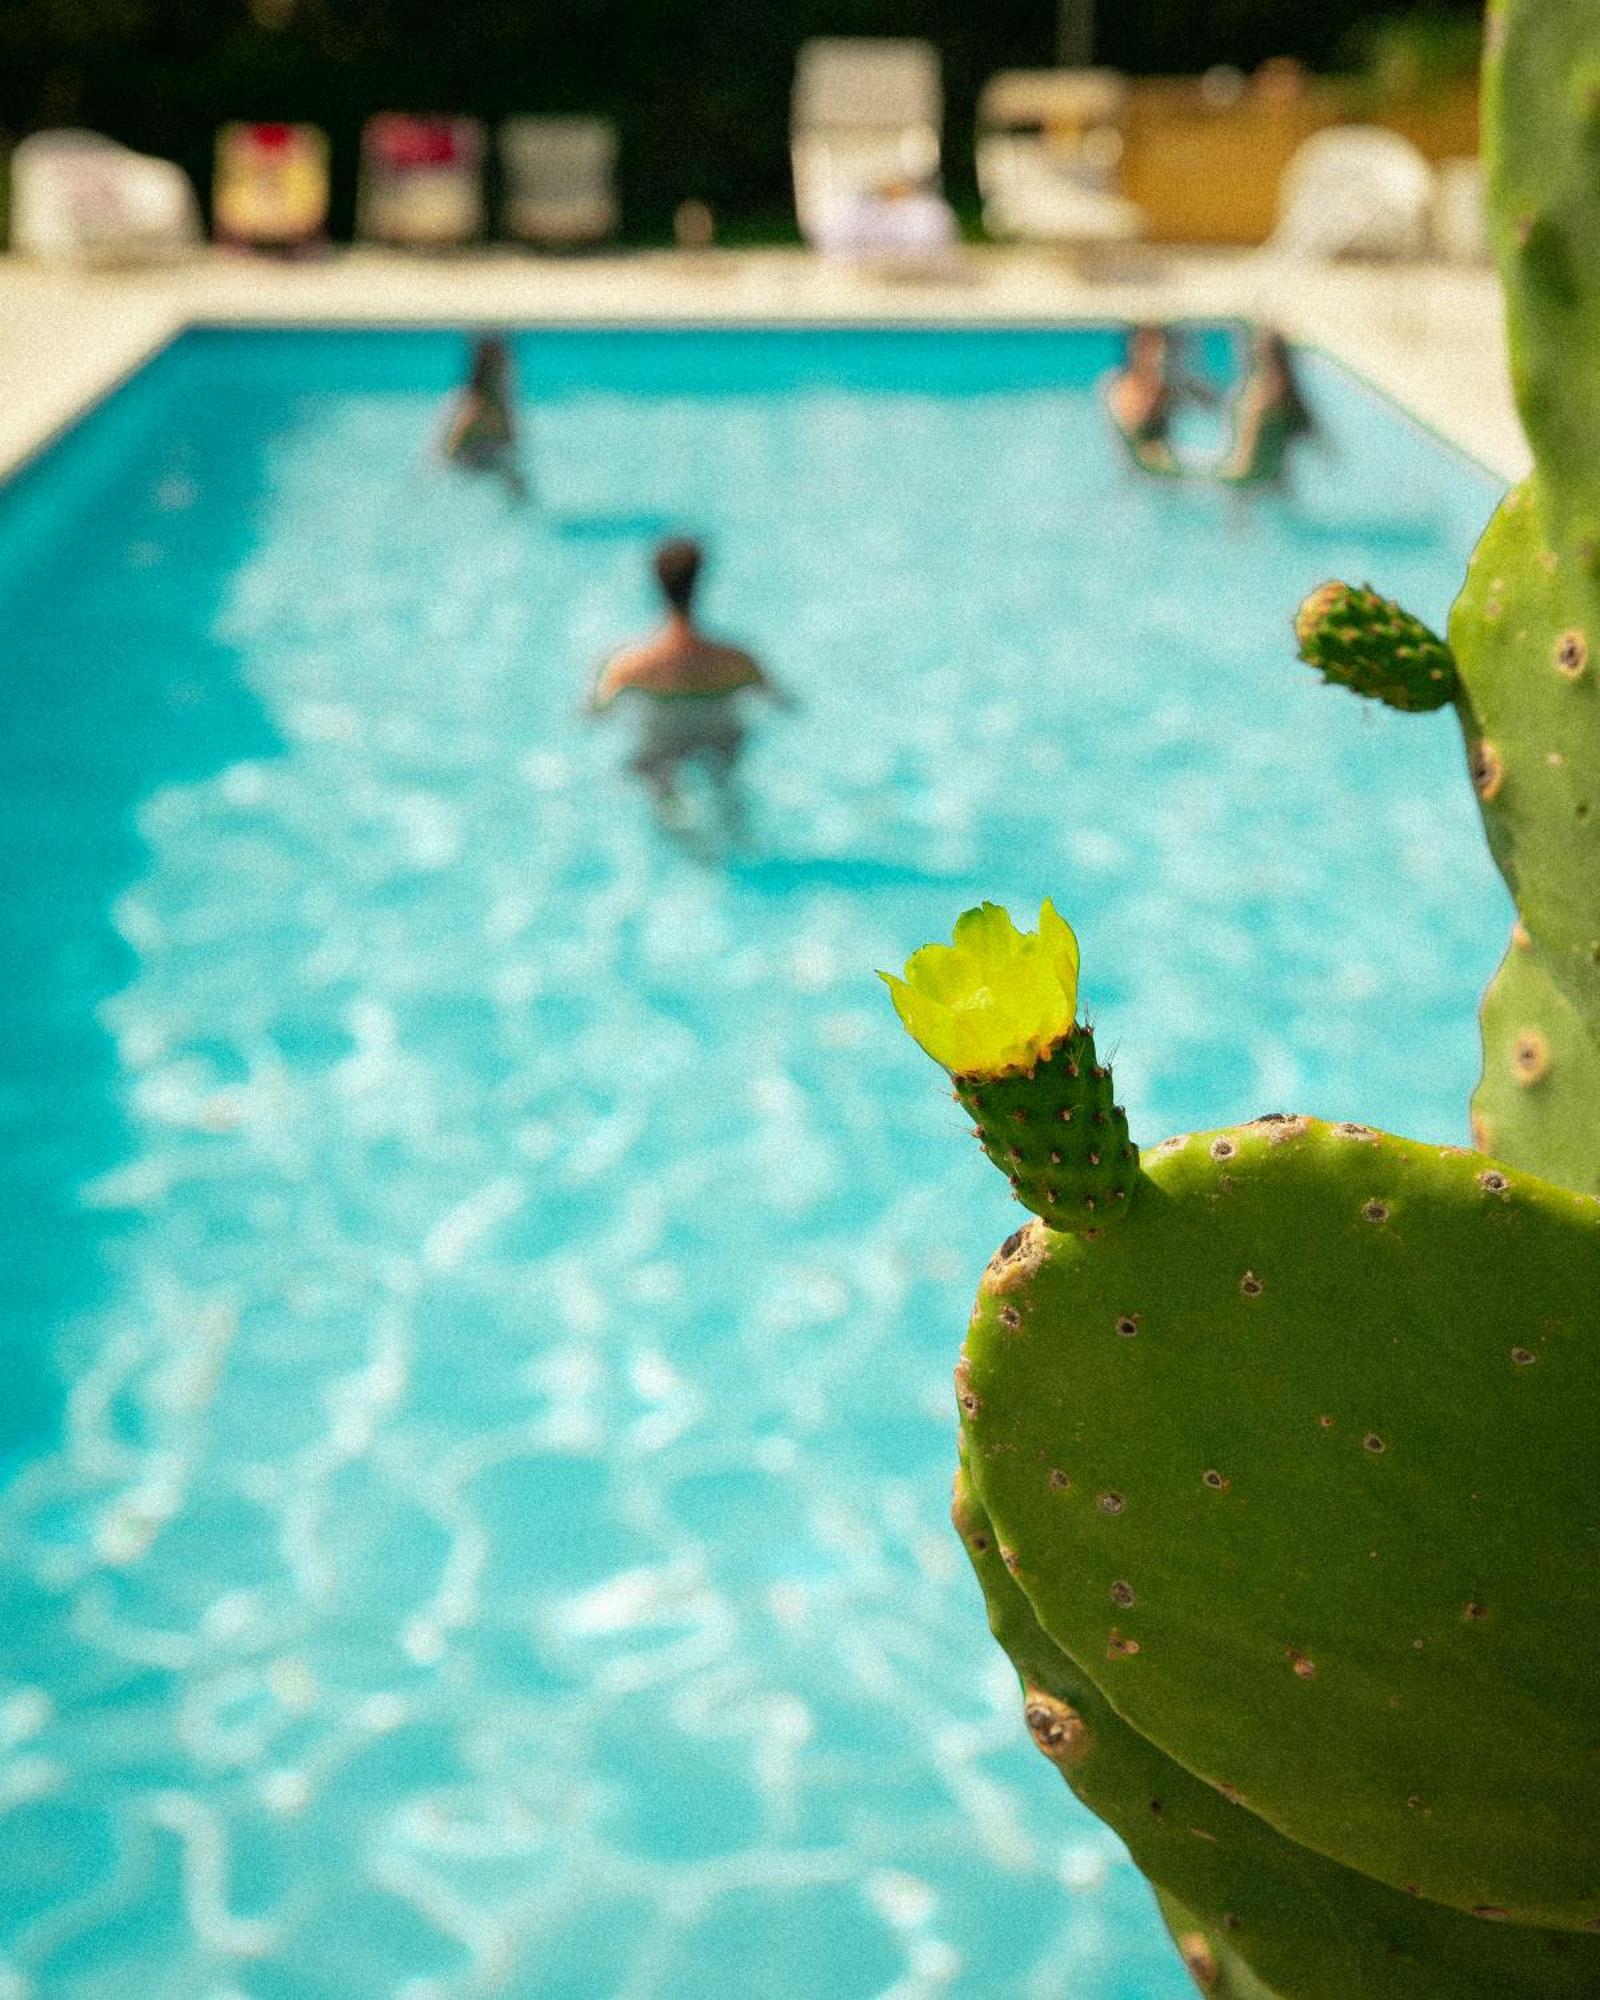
(1294, 581), (1459, 712)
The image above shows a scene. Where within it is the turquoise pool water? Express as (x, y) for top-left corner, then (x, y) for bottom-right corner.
(0, 328), (1506, 1998)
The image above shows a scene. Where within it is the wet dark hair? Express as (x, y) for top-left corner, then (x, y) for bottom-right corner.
(1259, 329), (1316, 439)
(653, 537), (703, 614)
(469, 335), (510, 396)
(1126, 322), (1169, 365)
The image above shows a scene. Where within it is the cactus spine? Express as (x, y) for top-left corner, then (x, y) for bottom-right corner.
(1291, 0), (1600, 1194)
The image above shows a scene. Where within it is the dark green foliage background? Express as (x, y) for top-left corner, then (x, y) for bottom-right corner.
(0, 1), (1477, 237)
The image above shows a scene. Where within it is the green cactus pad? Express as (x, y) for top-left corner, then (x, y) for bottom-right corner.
(1150, 1892), (1282, 1999)
(1281, 0), (1600, 1196)
(1486, 0), (1600, 544)
(1293, 581), (1458, 712)
(959, 1467), (1600, 1998)
(1450, 484), (1600, 1037)
(958, 1114), (1600, 1932)
(1473, 935), (1600, 1195)
(1455, 0), (1600, 1175)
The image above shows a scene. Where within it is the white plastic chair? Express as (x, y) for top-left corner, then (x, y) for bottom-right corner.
(976, 70), (1144, 246)
(10, 130), (201, 266)
(1433, 156), (1489, 264)
(357, 116), (485, 248)
(213, 123), (330, 251)
(499, 118), (619, 248)
(790, 38), (957, 266)
(1266, 127), (1436, 263)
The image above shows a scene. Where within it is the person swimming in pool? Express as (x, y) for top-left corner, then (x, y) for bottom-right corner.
(440, 334), (529, 500)
(1104, 324), (1184, 472)
(1105, 323), (1194, 474)
(589, 537), (791, 828)
(1220, 328), (1318, 488)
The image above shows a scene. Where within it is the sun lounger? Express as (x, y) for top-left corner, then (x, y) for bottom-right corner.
(976, 70), (1144, 246)
(1264, 127), (1435, 263)
(10, 129), (201, 266)
(499, 117), (618, 248)
(1433, 157), (1488, 264)
(213, 123), (330, 251)
(357, 115), (484, 248)
(790, 38), (959, 270)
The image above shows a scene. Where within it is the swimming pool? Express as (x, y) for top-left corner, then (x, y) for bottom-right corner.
(0, 326), (1506, 1997)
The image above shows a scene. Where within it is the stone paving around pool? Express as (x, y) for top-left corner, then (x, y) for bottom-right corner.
(0, 247), (1526, 488)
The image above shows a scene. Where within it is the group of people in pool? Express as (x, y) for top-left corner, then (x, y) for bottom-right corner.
(434, 321), (1317, 831)
(436, 336), (787, 833)
(1105, 323), (1316, 486)
(586, 534), (792, 833)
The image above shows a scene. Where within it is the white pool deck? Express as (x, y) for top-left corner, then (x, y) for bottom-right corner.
(0, 245), (1529, 484)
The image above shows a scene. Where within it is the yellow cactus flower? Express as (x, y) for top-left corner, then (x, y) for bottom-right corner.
(881, 900), (1080, 1077)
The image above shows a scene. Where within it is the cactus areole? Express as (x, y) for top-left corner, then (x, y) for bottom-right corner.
(887, 903), (1600, 1997)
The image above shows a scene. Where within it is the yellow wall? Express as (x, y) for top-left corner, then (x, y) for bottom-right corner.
(1120, 79), (1479, 246)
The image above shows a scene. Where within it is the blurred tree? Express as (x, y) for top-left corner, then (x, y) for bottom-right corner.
(0, 0), (1480, 238)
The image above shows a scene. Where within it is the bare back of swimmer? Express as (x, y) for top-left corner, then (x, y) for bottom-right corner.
(589, 538), (790, 817)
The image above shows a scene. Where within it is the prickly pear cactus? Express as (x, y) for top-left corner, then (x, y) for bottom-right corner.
(1291, 0), (1600, 1194)
(885, 903), (1600, 1997)
(957, 1458), (1600, 2000)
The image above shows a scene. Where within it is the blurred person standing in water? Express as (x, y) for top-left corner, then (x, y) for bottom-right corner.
(1105, 323), (1219, 475)
(1221, 328), (1318, 488)
(440, 333), (529, 501)
(588, 537), (791, 830)
(1106, 322), (1182, 472)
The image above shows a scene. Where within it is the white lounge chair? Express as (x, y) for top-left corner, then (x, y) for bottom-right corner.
(976, 69), (1144, 246)
(10, 130), (201, 266)
(357, 115), (485, 248)
(1264, 126), (1436, 263)
(499, 118), (619, 248)
(790, 38), (959, 269)
(1433, 156), (1489, 264)
(213, 123), (330, 252)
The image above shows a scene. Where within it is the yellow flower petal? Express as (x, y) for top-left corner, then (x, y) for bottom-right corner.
(881, 899), (1081, 1077)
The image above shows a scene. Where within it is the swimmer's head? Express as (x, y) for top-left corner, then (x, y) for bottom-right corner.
(1253, 327), (1291, 374)
(1127, 323), (1168, 373)
(1251, 328), (1300, 399)
(1252, 328), (1314, 433)
(654, 537), (704, 615)
(470, 335), (511, 394)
